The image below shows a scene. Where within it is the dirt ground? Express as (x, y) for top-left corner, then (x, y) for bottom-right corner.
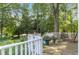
(43, 41), (78, 55)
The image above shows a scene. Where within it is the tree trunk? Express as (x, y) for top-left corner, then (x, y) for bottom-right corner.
(52, 3), (59, 44)
(73, 32), (77, 42)
(52, 4), (59, 32)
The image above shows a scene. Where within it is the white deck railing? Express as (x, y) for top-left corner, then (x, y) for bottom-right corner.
(0, 36), (43, 55)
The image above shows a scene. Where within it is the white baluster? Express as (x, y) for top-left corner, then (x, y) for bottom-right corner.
(28, 42), (31, 55)
(38, 40), (40, 55)
(40, 39), (43, 54)
(31, 41), (33, 55)
(39, 39), (42, 55)
(33, 41), (36, 55)
(25, 43), (27, 55)
(38, 39), (41, 55)
(37, 40), (39, 55)
(20, 44), (23, 55)
(1, 49), (5, 55)
(35, 40), (37, 55)
(15, 46), (18, 55)
(9, 47), (12, 55)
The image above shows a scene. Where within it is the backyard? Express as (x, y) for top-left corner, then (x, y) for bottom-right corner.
(43, 40), (78, 55)
(0, 3), (78, 55)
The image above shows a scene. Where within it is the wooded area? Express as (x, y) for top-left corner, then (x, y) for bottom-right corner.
(0, 3), (78, 36)
(0, 3), (78, 55)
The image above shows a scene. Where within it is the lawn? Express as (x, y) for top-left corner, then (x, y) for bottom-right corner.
(0, 36), (27, 46)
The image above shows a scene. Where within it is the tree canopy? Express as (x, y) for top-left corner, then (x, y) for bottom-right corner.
(0, 3), (78, 37)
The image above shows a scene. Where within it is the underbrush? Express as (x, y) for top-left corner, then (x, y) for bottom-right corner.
(0, 36), (27, 46)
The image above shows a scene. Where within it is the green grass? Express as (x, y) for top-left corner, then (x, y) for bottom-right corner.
(0, 36), (27, 46)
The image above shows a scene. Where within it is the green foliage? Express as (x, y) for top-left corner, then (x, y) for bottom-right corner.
(0, 3), (78, 43)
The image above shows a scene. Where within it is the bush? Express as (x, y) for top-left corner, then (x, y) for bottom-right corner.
(43, 36), (50, 40)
